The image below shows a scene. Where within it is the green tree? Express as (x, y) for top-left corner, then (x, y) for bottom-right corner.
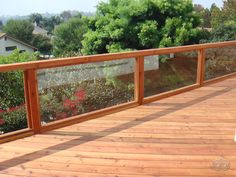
(3, 19), (34, 44)
(194, 4), (211, 28)
(0, 51), (37, 134)
(60, 11), (72, 22)
(52, 16), (88, 56)
(41, 16), (62, 34)
(30, 13), (43, 26)
(82, 0), (201, 55)
(210, 4), (224, 28)
(31, 34), (52, 54)
(0, 20), (3, 30)
(223, 0), (236, 20)
(207, 0), (236, 42)
(0, 50), (37, 110)
(221, 0), (236, 26)
(209, 25), (236, 42)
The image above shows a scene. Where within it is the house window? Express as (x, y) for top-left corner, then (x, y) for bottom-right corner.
(5, 46), (17, 51)
(4, 37), (7, 41)
(19, 50), (26, 53)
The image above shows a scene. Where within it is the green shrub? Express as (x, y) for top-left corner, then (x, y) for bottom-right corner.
(0, 107), (27, 134)
(39, 77), (134, 123)
(0, 50), (37, 134)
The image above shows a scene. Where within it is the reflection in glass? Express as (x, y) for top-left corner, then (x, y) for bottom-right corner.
(144, 52), (198, 97)
(205, 46), (236, 80)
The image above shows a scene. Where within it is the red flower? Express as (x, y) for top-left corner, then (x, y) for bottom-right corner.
(63, 99), (77, 109)
(63, 99), (72, 107)
(8, 103), (25, 112)
(0, 119), (5, 125)
(0, 109), (5, 113)
(9, 106), (18, 112)
(69, 101), (77, 109)
(75, 89), (86, 101)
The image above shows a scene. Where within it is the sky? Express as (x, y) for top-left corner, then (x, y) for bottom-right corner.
(0, 0), (223, 16)
(193, 0), (223, 8)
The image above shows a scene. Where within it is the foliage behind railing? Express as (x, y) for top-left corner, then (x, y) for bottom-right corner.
(0, 40), (236, 143)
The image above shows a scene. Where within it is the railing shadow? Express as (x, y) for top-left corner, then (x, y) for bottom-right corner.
(0, 81), (235, 171)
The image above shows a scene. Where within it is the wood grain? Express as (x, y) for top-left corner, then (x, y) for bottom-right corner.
(0, 77), (236, 176)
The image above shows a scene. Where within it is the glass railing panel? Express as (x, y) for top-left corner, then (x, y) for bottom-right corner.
(144, 51), (198, 97)
(37, 58), (135, 124)
(205, 46), (236, 80)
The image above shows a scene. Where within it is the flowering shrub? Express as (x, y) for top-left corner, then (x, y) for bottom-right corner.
(0, 106), (27, 134)
(0, 51), (37, 134)
(62, 89), (86, 117)
(39, 77), (134, 123)
(40, 87), (87, 123)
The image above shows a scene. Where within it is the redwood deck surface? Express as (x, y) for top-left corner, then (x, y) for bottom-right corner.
(0, 77), (236, 177)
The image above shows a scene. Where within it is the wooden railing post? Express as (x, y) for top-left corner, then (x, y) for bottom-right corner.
(197, 49), (206, 86)
(135, 56), (144, 105)
(24, 69), (41, 134)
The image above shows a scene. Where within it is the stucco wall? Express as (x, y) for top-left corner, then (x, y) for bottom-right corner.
(0, 36), (35, 56)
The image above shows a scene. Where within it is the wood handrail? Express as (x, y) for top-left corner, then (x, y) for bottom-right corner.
(1, 40), (236, 143)
(0, 40), (235, 73)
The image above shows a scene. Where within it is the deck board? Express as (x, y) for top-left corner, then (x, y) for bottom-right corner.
(0, 77), (236, 176)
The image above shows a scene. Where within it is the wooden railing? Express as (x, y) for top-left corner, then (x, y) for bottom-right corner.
(1, 40), (236, 143)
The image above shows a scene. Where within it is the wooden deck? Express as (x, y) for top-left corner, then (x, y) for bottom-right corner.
(0, 77), (236, 177)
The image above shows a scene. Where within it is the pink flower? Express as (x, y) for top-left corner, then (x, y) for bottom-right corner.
(75, 89), (86, 101)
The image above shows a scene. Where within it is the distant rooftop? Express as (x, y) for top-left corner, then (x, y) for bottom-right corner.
(33, 22), (48, 36)
(0, 32), (6, 38)
(0, 32), (37, 50)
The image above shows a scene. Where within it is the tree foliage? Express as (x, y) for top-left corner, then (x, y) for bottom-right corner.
(81, 0), (201, 55)
(60, 11), (73, 22)
(210, 0), (236, 28)
(209, 25), (236, 42)
(0, 50), (37, 109)
(223, 0), (236, 23)
(194, 4), (211, 28)
(52, 16), (88, 56)
(0, 51), (37, 134)
(3, 19), (34, 44)
(0, 20), (3, 30)
(205, 0), (236, 42)
(31, 34), (52, 54)
(210, 4), (224, 28)
(40, 16), (62, 34)
(30, 13), (43, 25)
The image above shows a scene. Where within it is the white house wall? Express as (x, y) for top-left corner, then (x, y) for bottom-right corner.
(0, 37), (34, 56)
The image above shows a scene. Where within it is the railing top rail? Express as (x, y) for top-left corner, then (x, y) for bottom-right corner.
(0, 40), (236, 72)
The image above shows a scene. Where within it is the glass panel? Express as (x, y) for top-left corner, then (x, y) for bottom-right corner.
(144, 51), (198, 97)
(38, 59), (135, 124)
(0, 71), (28, 135)
(205, 46), (236, 80)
